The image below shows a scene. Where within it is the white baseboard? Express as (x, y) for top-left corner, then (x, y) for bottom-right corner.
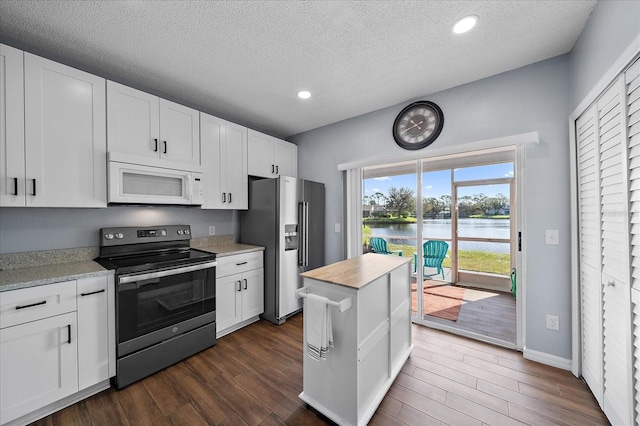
(523, 346), (572, 371)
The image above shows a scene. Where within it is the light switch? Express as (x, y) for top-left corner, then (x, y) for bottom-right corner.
(335, 223), (341, 233)
(545, 229), (559, 245)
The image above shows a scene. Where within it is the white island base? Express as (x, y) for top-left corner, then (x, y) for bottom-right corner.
(298, 253), (413, 426)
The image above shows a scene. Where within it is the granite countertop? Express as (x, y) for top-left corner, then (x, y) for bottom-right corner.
(0, 261), (112, 292)
(197, 243), (264, 257)
(0, 236), (259, 293)
(300, 253), (411, 289)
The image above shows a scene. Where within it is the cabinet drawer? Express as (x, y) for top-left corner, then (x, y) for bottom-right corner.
(0, 280), (77, 329)
(216, 251), (263, 278)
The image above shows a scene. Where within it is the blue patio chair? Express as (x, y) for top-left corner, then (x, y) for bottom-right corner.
(369, 237), (402, 256)
(413, 240), (448, 279)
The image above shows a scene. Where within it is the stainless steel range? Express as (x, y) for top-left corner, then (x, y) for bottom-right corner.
(95, 225), (217, 389)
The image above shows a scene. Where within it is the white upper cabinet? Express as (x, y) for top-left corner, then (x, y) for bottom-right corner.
(1, 45), (107, 208)
(200, 113), (248, 209)
(0, 44), (25, 207)
(247, 129), (297, 178)
(23, 52), (106, 208)
(107, 81), (200, 168)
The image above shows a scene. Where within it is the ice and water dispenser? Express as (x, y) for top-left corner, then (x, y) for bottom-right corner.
(284, 224), (298, 250)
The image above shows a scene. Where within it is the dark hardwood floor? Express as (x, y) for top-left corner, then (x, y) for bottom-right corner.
(31, 314), (608, 426)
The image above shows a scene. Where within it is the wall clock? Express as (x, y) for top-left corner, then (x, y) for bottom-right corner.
(392, 101), (444, 150)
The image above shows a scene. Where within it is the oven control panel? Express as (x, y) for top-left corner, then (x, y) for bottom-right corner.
(100, 225), (192, 246)
(137, 229), (168, 238)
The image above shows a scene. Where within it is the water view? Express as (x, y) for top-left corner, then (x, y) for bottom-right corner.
(367, 218), (510, 253)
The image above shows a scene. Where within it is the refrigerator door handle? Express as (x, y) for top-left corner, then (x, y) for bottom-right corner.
(298, 202), (304, 266)
(304, 201), (310, 267)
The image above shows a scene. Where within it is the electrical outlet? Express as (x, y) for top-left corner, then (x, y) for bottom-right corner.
(209, 225), (216, 236)
(546, 314), (559, 331)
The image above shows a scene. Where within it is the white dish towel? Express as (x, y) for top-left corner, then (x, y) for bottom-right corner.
(305, 293), (334, 361)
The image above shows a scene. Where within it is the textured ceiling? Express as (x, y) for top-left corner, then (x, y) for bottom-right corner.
(0, 0), (596, 138)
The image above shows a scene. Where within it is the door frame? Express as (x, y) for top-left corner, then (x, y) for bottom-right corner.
(452, 177), (514, 289)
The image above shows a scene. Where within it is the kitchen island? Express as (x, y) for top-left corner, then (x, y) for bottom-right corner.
(298, 253), (413, 426)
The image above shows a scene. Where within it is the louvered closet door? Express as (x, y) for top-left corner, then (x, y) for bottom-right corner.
(598, 77), (633, 426)
(576, 104), (603, 404)
(625, 57), (640, 426)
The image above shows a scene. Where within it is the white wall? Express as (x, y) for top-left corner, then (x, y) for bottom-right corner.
(290, 55), (573, 359)
(0, 207), (237, 254)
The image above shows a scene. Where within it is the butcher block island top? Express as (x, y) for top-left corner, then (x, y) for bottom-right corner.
(299, 252), (411, 289)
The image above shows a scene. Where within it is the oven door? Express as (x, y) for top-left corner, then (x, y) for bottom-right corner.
(116, 260), (216, 357)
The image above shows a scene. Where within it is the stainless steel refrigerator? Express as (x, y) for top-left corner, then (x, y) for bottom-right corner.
(240, 176), (325, 325)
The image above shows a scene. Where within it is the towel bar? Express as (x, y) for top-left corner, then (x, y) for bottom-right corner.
(296, 287), (352, 312)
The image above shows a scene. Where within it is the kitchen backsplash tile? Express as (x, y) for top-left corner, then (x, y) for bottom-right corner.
(190, 234), (235, 248)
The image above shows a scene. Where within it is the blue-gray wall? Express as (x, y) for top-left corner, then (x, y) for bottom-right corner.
(290, 55), (572, 358)
(569, 0), (640, 109)
(0, 207), (237, 253)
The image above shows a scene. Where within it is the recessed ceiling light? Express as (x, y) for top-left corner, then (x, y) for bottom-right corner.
(298, 90), (311, 99)
(452, 15), (478, 34)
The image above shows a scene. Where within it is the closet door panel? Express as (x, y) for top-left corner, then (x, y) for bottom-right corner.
(629, 58), (640, 293)
(626, 58), (640, 424)
(598, 77), (632, 426)
(576, 105), (603, 402)
(632, 289), (640, 426)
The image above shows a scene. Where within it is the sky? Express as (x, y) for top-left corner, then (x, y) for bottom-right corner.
(364, 162), (514, 200)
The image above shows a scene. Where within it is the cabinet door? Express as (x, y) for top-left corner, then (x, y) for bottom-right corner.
(248, 130), (276, 178)
(216, 274), (242, 332)
(0, 44), (25, 207)
(224, 122), (248, 209)
(106, 80), (160, 159)
(200, 112), (224, 209)
(0, 312), (78, 424)
(241, 268), (264, 321)
(274, 139), (297, 177)
(77, 276), (109, 391)
(159, 99), (200, 166)
(24, 53), (106, 207)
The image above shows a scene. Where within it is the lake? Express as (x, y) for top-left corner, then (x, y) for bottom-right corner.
(367, 218), (511, 253)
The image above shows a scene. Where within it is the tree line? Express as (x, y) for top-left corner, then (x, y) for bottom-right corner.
(364, 187), (509, 218)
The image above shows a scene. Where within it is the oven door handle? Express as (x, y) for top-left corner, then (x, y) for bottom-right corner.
(118, 261), (217, 284)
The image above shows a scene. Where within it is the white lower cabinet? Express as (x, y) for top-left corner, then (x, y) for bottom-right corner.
(0, 275), (115, 425)
(216, 251), (264, 338)
(77, 276), (111, 391)
(0, 312), (78, 424)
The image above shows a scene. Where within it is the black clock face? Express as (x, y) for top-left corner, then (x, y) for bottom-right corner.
(393, 101), (444, 150)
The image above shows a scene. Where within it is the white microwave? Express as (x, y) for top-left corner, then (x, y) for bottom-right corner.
(108, 161), (204, 205)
